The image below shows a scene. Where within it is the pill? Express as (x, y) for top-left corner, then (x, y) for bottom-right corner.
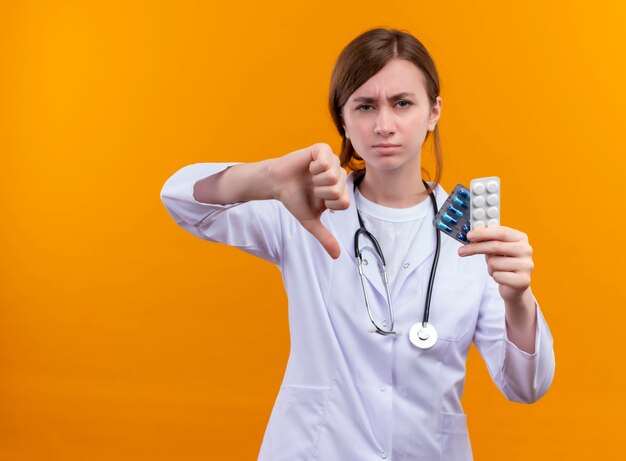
(470, 176), (500, 231)
(437, 221), (453, 233)
(487, 181), (499, 193)
(453, 197), (469, 209)
(473, 196), (486, 207)
(432, 183), (473, 246)
(473, 208), (485, 220)
(472, 183), (486, 195)
(442, 213), (458, 225)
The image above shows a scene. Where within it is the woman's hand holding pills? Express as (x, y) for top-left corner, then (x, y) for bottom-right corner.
(458, 226), (537, 352)
(270, 143), (350, 259)
(457, 226), (534, 302)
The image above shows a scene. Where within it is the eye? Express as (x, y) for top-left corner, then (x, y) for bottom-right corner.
(356, 104), (372, 111)
(397, 100), (413, 108)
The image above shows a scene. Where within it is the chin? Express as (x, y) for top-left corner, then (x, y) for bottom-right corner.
(364, 158), (408, 172)
(366, 153), (413, 168)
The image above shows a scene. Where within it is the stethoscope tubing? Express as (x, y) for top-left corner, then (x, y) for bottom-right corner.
(422, 189), (441, 327)
(353, 172), (441, 336)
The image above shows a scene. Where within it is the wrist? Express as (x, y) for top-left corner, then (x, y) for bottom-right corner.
(263, 157), (283, 201)
(504, 288), (536, 325)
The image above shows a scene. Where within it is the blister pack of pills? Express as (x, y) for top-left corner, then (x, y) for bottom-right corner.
(432, 177), (501, 245)
(470, 176), (500, 229)
(431, 184), (472, 244)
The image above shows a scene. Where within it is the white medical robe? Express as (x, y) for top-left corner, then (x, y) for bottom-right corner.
(160, 163), (555, 461)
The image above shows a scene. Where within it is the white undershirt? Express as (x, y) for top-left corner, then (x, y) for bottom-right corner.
(354, 187), (430, 292)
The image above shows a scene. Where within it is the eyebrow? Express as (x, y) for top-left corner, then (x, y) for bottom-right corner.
(351, 92), (416, 103)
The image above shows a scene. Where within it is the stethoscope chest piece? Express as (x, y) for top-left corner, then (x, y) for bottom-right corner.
(409, 322), (438, 350)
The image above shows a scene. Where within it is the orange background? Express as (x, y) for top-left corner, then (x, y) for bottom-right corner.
(1, 1), (625, 459)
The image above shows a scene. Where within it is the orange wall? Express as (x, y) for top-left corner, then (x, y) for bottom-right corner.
(1, 1), (625, 459)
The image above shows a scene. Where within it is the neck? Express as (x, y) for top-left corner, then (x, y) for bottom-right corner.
(358, 166), (429, 208)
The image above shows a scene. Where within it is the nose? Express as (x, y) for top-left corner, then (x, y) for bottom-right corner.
(374, 106), (396, 136)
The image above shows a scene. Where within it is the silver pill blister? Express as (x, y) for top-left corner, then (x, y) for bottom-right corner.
(432, 184), (472, 245)
(470, 176), (500, 230)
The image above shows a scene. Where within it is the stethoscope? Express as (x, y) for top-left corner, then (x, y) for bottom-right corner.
(353, 173), (441, 350)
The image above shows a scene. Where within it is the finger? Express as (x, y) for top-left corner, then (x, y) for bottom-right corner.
(466, 226), (527, 243)
(301, 218), (341, 259)
(312, 166), (346, 187)
(314, 185), (344, 201)
(491, 271), (531, 291)
(325, 185), (350, 210)
(486, 255), (534, 276)
(309, 146), (337, 176)
(324, 198), (350, 210)
(459, 240), (531, 258)
(310, 157), (332, 175)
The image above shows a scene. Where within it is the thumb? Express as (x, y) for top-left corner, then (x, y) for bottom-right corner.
(301, 217), (341, 259)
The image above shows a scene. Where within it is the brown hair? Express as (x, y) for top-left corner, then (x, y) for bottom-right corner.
(328, 28), (442, 193)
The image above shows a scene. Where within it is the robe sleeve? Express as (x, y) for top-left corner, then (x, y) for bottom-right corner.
(473, 275), (555, 403)
(160, 162), (293, 266)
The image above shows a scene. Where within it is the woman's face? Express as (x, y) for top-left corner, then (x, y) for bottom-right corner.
(341, 58), (442, 173)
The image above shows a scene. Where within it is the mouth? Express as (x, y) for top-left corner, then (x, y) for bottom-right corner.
(373, 144), (401, 154)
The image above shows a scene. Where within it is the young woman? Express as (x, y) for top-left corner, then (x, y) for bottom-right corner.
(160, 27), (554, 461)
